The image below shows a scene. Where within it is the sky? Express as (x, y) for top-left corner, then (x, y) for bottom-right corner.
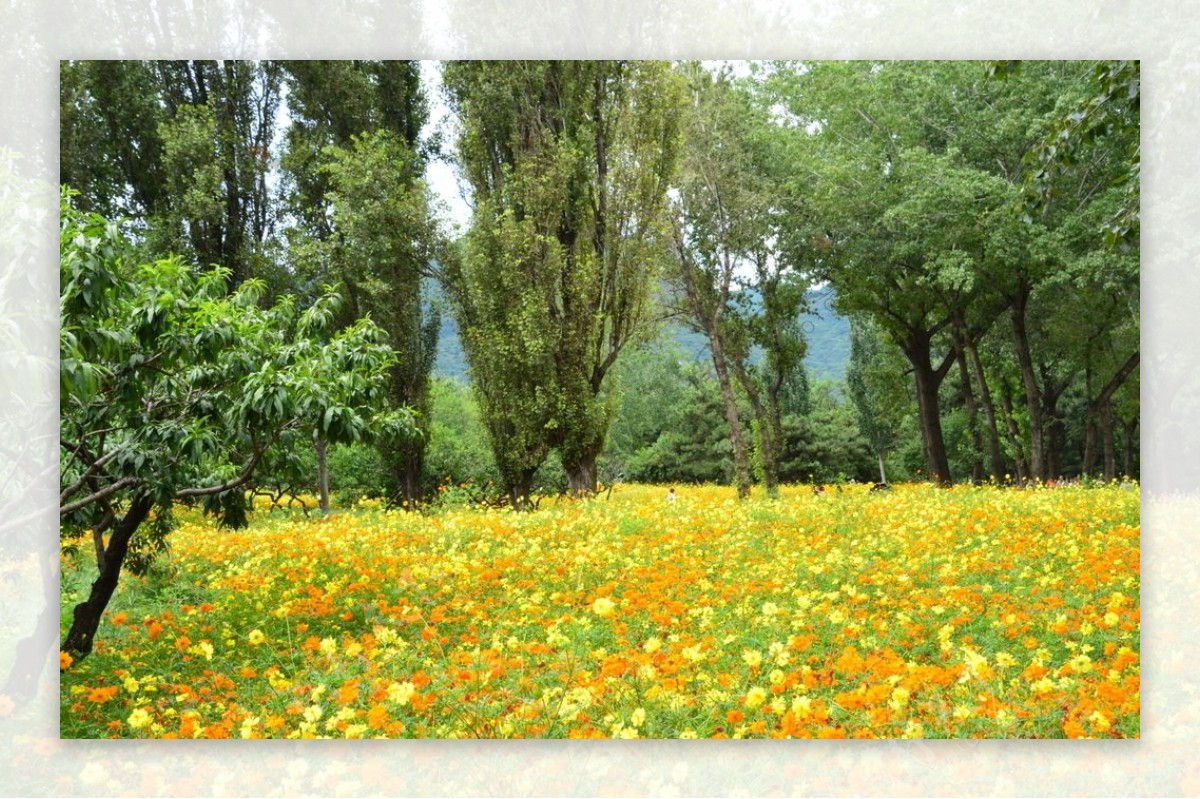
(419, 61), (473, 233)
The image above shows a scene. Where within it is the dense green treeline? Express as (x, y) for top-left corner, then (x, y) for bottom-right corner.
(60, 59), (1139, 516)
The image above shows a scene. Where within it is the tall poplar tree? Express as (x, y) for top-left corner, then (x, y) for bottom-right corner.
(443, 60), (683, 503)
(278, 60), (439, 502)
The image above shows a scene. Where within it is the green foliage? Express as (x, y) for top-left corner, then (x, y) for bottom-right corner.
(779, 381), (876, 484)
(59, 188), (411, 549)
(847, 316), (911, 480)
(278, 62), (438, 501)
(610, 349), (734, 485)
(442, 60), (686, 502)
(327, 443), (390, 504)
(60, 60), (284, 286)
(423, 377), (501, 493)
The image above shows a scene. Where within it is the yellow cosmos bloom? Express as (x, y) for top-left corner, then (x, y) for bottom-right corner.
(127, 708), (153, 730)
(387, 681), (416, 706)
(591, 597), (616, 617)
(248, 629), (265, 645)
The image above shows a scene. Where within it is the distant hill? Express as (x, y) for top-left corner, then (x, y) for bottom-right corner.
(433, 286), (851, 384)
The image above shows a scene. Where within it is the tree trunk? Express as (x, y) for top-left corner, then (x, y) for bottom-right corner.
(1042, 376), (1066, 481)
(396, 440), (425, 505)
(62, 495), (155, 656)
(316, 435), (330, 513)
(877, 451), (888, 484)
(997, 379), (1028, 482)
(732, 359), (780, 497)
(1101, 401), (1117, 481)
(2, 548), (59, 704)
(566, 451), (599, 497)
(1010, 286), (1045, 481)
(953, 333), (984, 483)
(507, 468), (537, 511)
(965, 338), (1006, 481)
(1085, 351), (1140, 481)
(710, 335), (752, 499)
(902, 332), (952, 485)
(1122, 418), (1137, 478)
(1082, 416), (1098, 478)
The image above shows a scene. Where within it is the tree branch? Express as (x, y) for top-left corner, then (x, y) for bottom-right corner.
(59, 447), (124, 505)
(60, 476), (142, 515)
(174, 439), (273, 499)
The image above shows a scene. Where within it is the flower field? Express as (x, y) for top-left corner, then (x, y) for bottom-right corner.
(59, 483), (1139, 739)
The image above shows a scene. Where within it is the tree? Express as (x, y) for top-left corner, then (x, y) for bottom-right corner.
(319, 132), (440, 503)
(60, 60), (283, 287)
(59, 192), (412, 656)
(604, 341), (732, 485)
(442, 60), (684, 504)
(846, 316), (909, 484)
(278, 61), (438, 504)
(765, 60), (1126, 483)
(669, 62), (778, 499)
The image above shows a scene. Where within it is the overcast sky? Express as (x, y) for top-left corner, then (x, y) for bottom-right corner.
(419, 61), (472, 234)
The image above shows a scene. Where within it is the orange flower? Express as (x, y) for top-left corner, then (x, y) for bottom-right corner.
(367, 704), (390, 731)
(86, 685), (120, 703)
(337, 679), (361, 706)
(60, 651), (73, 671)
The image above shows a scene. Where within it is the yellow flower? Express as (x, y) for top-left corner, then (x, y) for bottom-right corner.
(591, 597), (616, 618)
(630, 708), (646, 727)
(643, 637), (661, 653)
(248, 629), (265, 645)
(240, 716), (260, 739)
(123, 675), (140, 694)
(742, 649), (763, 668)
(127, 707), (153, 730)
(744, 687), (767, 709)
(387, 681), (416, 706)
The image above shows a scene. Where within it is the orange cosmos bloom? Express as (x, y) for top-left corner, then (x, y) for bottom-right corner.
(86, 686), (120, 703)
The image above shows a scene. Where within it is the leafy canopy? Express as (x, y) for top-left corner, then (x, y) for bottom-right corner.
(60, 188), (413, 544)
